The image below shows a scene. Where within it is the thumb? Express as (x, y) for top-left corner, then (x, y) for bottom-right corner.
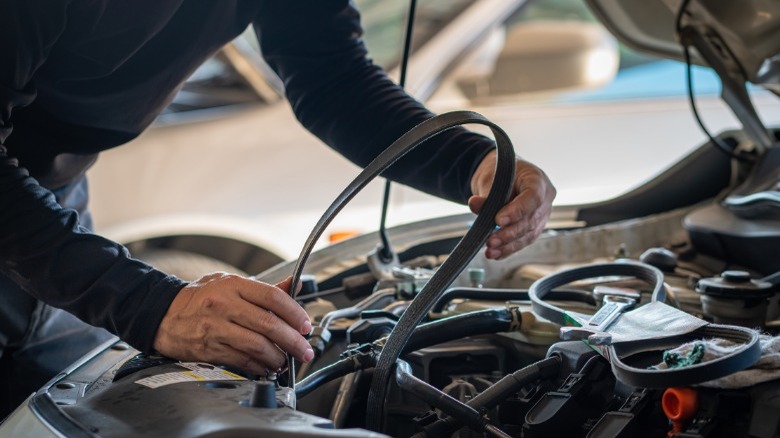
(468, 195), (486, 215)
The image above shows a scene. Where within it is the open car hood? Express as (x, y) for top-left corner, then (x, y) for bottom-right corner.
(585, 0), (780, 93)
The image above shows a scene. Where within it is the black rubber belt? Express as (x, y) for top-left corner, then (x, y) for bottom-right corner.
(528, 261), (761, 388)
(609, 323), (761, 388)
(285, 111), (516, 431)
(528, 261), (667, 326)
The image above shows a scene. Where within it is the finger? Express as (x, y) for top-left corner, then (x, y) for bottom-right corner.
(275, 276), (311, 334)
(490, 207), (544, 245)
(467, 195), (486, 215)
(231, 305), (313, 362)
(495, 183), (545, 227)
(275, 276), (302, 296)
(237, 279), (311, 334)
(205, 283), (312, 360)
(485, 206), (548, 259)
(214, 337), (286, 374)
(490, 220), (546, 260)
(496, 230), (538, 259)
(488, 221), (528, 249)
(160, 314), (286, 374)
(216, 323), (287, 371)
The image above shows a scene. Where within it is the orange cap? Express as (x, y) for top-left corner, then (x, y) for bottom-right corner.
(662, 387), (699, 437)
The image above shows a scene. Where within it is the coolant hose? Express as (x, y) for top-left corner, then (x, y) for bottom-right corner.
(402, 308), (519, 354)
(295, 351), (376, 399)
(296, 307), (520, 398)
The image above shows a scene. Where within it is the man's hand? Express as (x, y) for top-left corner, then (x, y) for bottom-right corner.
(153, 273), (313, 375)
(469, 150), (556, 260)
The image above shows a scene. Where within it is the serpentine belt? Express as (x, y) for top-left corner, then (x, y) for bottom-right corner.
(285, 111), (517, 432)
(528, 261), (762, 388)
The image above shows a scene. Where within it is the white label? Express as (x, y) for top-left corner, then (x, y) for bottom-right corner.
(135, 362), (246, 389)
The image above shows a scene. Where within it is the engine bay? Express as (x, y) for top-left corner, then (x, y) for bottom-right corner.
(9, 164), (777, 438)
(4, 1), (780, 434)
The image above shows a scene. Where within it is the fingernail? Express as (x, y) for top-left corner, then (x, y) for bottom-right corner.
(301, 319), (312, 335)
(486, 249), (500, 259)
(497, 217), (510, 227)
(488, 238), (501, 247)
(303, 348), (314, 362)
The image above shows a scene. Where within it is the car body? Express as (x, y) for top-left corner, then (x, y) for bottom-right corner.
(85, 0), (780, 276)
(3, 0), (780, 436)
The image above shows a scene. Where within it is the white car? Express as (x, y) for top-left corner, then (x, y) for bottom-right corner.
(85, 0), (780, 278)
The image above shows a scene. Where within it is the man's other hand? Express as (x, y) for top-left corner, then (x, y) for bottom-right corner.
(469, 150), (556, 260)
(153, 274), (313, 374)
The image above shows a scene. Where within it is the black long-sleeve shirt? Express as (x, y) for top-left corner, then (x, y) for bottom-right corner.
(0, 0), (494, 352)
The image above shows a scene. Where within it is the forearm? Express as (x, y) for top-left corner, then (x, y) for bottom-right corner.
(255, 0), (494, 204)
(293, 64), (494, 204)
(0, 149), (186, 352)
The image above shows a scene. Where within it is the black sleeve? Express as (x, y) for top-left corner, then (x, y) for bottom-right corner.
(0, 0), (186, 353)
(253, 0), (495, 204)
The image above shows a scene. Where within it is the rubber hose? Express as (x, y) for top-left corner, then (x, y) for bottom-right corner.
(296, 308), (519, 398)
(296, 352), (375, 398)
(431, 287), (596, 312)
(396, 360), (487, 432)
(415, 355), (562, 438)
(402, 308), (516, 354)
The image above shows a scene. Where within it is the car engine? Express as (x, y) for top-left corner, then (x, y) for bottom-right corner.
(5, 108), (777, 438)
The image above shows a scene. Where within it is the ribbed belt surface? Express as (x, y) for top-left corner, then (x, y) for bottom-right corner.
(284, 111), (517, 432)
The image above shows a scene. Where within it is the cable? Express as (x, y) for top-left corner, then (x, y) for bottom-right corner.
(398, 0), (417, 90)
(675, 0), (749, 163)
(295, 286), (346, 302)
(414, 355), (562, 438)
(378, 180), (394, 262)
(377, 0), (417, 263)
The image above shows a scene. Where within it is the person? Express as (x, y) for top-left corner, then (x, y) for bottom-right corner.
(0, 0), (556, 416)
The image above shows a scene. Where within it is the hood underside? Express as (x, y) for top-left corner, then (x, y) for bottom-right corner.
(585, 0), (780, 93)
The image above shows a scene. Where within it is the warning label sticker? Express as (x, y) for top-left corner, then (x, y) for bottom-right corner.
(135, 363), (246, 389)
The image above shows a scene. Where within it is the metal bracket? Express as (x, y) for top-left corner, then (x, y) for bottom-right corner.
(367, 243), (401, 281)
